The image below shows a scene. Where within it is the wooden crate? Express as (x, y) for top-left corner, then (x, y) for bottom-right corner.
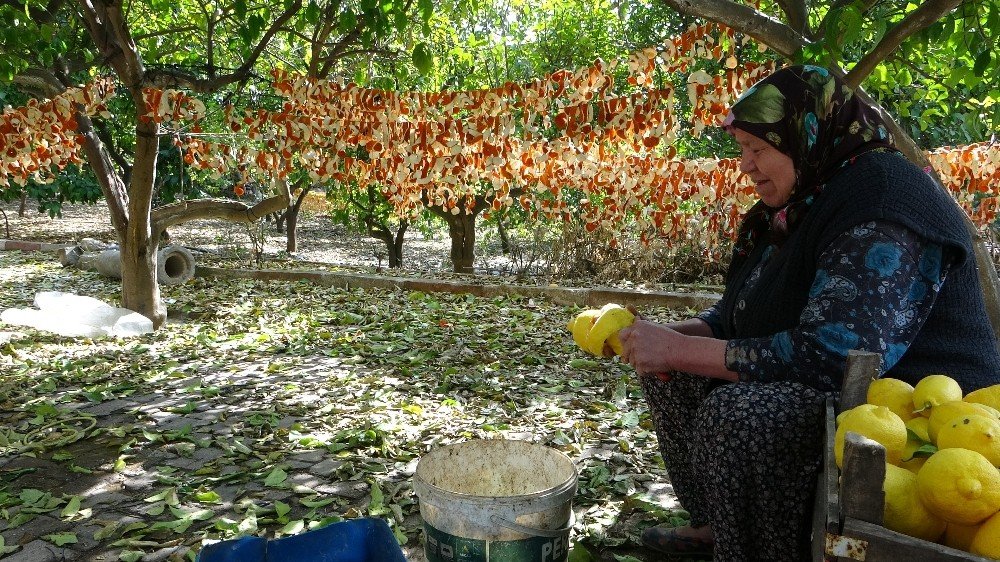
(812, 351), (989, 561)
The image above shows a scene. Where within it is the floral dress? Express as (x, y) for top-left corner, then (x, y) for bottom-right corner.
(641, 221), (950, 561)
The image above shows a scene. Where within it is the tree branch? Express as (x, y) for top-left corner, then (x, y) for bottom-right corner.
(657, 0), (807, 58)
(75, 0), (145, 87)
(12, 68), (65, 97)
(844, 0), (963, 88)
(151, 179), (291, 236)
(774, 0), (807, 35)
(142, 0), (301, 92)
(93, 119), (133, 184)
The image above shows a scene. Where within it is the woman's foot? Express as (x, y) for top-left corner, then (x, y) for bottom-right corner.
(641, 524), (714, 556)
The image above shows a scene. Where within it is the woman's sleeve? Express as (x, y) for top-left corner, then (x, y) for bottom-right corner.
(724, 221), (954, 391)
(695, 302), (724, 339)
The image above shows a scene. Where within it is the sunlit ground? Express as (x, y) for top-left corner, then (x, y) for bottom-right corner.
(0, 240), (694, 561)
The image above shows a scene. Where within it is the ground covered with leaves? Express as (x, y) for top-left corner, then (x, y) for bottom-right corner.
(0, 239), (706, 561)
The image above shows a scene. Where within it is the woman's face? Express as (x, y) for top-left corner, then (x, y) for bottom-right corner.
(732, 128), (797, 208)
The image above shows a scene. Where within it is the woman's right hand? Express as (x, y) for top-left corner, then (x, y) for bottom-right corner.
(618, 319), (686, 377)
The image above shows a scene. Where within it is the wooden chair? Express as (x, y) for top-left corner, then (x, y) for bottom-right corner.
(812, 350), (987, 561)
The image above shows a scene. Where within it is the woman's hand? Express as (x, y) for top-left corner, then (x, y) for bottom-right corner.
(617, 317), (738, 382)
(617, 319), (686, 377)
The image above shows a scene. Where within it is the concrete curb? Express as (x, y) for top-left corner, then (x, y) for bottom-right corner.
(0, 239), (69, 251)
(196, 265), (722, 310)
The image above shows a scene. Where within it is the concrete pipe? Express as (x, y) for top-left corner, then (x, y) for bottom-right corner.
(73, 246), (196, 285)
(157, 246), (196, 285)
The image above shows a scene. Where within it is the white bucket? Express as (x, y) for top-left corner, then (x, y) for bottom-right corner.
(413, 440), (577, 562)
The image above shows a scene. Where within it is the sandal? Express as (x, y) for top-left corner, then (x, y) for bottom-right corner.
(640, 525), (715, 557)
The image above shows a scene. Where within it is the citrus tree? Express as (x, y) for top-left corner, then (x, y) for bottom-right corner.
(0, 0), (434, 327)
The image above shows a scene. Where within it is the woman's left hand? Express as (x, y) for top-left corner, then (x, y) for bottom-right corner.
(617, 319), (686, 376)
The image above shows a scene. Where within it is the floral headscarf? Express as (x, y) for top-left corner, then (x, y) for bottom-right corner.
(723, 65), (898, 251)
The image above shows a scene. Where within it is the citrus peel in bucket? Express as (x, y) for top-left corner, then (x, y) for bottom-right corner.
(413, 440), (577, 561)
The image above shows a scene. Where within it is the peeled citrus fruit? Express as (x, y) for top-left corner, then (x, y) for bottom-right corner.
(835, 404), (907, 467)
(570, 309), (601, 351)
(916, 448), (1000, 525)
(936, 414), (1000, 467)
(882, 463), (946, 541)
(868, 378), (917, 421)
(912, 374), (963, 417)
(585, 303), (634, 356)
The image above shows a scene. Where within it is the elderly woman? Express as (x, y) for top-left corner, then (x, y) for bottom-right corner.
(618, 65), (1000, 560)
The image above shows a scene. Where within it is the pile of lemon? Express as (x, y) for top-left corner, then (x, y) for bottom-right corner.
(836, 375), (1000, 557)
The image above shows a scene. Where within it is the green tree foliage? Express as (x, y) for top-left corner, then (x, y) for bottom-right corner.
(0, 0), (436, 326)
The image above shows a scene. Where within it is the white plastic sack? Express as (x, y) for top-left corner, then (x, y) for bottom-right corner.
(0, 291), (153, 337)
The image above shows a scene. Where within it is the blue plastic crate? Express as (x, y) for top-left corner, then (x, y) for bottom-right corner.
(196, 518), (407, 562)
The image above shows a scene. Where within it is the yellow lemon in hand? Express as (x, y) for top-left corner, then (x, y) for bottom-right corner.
(868, 377), (917, 421)
(570, 309), (601, 351)
(965, 384), (1000, 412)
(912, 374), (963, 417)
(970, 511), (1000, 559)
(937, 414), (1000, 467)
(916, 448), (1000, 526)
(585, 303), (634, 357)
(883, 463), (946, 542)
(835, 404), (907, 467)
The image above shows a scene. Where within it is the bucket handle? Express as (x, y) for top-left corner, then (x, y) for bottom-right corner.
(488, 511), (575, 539)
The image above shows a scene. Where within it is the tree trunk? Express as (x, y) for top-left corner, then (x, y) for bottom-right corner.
(75, 108), (166, 327)
(367, 220), (408, 268)
(446, 213), (477, 274)
(497, 216), (512, 254)
(285, 185), (311, 253)
(389, 221), (407, 268)
(120, 112), (166, 327)
(18, 191), (27, 217)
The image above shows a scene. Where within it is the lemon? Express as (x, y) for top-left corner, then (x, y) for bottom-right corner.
(912, 374), (963, 417)
(928, 400), (1000, 444)
(900, 436), (931, 475)
(966, 384), (1000, 411)
(943, 522), (982, 552)
(835, 404), (907, 467)
(916, 448), (1000, 525)
(570, 309), (601, 351)
(882, 463), (947, 541)
(585, 304), (634, 356)
(901, 417), (933, 474)
(905, 416), (931, 442)
(867, 378), (917, 421)
(970, 511), (1000, 558)
(937, 414), (1000, 467)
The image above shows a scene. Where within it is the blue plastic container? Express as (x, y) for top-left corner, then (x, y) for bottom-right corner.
(196, 518), (407, 562)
